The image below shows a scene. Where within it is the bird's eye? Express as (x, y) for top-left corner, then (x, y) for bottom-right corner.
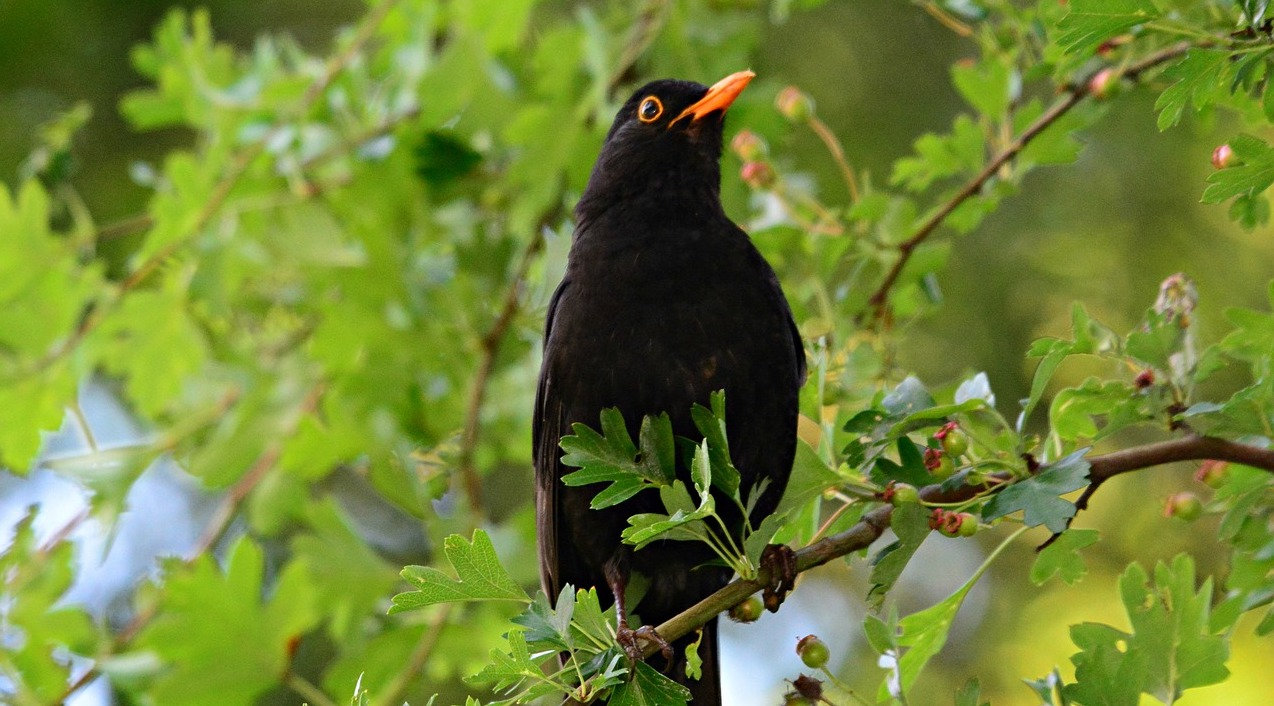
(637, 96), (663, 123)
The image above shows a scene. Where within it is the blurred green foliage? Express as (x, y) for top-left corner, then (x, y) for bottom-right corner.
(1, 1), (1272, 705)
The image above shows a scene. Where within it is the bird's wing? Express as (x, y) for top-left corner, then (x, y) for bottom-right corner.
(533, 278), (570, 599)
(789, 314), (808, 384)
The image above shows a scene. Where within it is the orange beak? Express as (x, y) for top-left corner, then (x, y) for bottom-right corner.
(672, 70), (755, 125)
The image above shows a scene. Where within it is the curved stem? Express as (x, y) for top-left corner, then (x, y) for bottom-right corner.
(644, 433), (1273, 653)
(863, 41), (1193, 322)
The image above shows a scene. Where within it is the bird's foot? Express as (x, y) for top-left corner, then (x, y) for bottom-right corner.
(760, 543), (797, 612)
(616, 623), (673, 671)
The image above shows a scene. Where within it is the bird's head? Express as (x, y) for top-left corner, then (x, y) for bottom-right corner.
(577, 71), (755, 224)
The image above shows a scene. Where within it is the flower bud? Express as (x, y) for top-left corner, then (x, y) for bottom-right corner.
(1212, 144), (1237, 169)
(730, 129), (767, 161)
(775, 86), (814, 122)
(1088, 68), (1119, 99)
(740, 161), (775, 189)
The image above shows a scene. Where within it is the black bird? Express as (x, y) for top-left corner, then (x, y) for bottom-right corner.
(533, 71), (806, 704)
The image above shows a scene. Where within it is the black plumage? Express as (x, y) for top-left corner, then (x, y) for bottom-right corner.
(533, 71), (805, 704)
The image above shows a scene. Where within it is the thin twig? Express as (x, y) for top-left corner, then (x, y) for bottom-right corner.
(287, 672), (340, 706)
(95, 213), (154, 242)
(918, 0), (974, 37)
(374, 604), (454, 706)
(645, 431), (1272, 652)
(805, 115), (860, 203)
(863, 41), (1193, 322)
(58, 383), (326, 703)
(456, 230), (547, 515)
(608, 0), (672, 93)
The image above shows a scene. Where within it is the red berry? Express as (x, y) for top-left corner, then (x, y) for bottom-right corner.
(796, 634), (830, 668)
(1212, 144), (1237, 169)
(1163, 492), (1203, 521)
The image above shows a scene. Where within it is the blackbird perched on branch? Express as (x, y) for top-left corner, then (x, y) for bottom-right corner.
(534, 71), (806, 704)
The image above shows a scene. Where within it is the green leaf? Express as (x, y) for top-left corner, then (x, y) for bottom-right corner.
(391, 530), (529, 612)
(691, 391), (741, 497)
(0, 509), (99, 701)
(609, 661), (691, 706)
(982, 450), (1090, 533)
(467, 629), (560, 700)
(138, 539), (321, 706)
(1064, 555), (1230, 705)
(1031, 528), (1101, 586)
(684, 629), (704, 681)
(1056, 0), (1159, 56)
(863, 612), (898, 655)
(868, 502), (932, 607)
(954, 677), (989, 706)
(891, 115), (985, 191)
(622, 478), (714, 551)
(1049, 377), (1142, 441)
(1155, 49), (1229, 131)
(952, 57), (1012, 116)
(560, 408), (672, 509)
(774, 439), (840, 518)
(414, 130), (482, 186)
(885, 541), (998, 700)
(1124, 310), (1185, 371)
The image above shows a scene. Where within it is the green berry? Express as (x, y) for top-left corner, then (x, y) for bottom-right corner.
(729, 595), (764, 623)
(931, 454), (956, 481)
(956, 513), (979, 537)
(890, 482), (920, 506)
(796, 634), (829, 669)
(1195, 460), (1229, 488)
(941, 427), (969, 457)
(1163, 492), (1203, 521)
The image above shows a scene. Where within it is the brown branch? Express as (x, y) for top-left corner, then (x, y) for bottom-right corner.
(1075, 434), (1274, 515)
(456, 231), (546, 515)
(863, 41), (1193, 322)
(374, 604), (454, 706)
(646, 432), (1271, 651)
(805, 114), (860, 203)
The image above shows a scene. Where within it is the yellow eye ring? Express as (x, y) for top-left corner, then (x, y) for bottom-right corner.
(637, 96), (663, 123)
